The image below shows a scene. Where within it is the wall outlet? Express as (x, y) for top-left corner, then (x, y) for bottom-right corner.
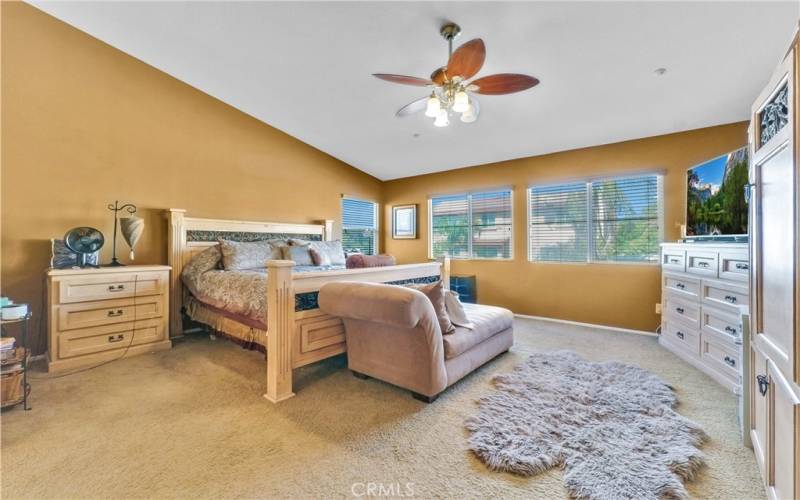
(655, 303), (662, 314)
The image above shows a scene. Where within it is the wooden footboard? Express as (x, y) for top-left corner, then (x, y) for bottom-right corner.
(165, 208), (450, 403)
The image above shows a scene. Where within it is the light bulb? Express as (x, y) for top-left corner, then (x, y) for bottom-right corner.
(452, 91), (469, 113)
(460, 104), (476, 123)
(425, 95), (441, 118)
(434, 108), (449, 127)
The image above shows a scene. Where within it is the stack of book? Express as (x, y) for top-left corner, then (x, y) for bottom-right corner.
(1, 337), (17, 362)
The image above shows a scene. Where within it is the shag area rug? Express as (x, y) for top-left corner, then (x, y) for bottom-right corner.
(466, 351), (708, 499)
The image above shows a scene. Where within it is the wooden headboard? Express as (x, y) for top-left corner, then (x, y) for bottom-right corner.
(164, 208), (334, 338)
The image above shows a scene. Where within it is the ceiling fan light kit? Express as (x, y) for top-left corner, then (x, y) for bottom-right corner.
(373, 22), (539, 128)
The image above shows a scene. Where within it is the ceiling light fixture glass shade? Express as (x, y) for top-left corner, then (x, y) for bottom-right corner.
(452, 91), (470, 113)
(460, 106), (476, 123)
(434, 108), (449, 127)
(425, 95), (441, 118)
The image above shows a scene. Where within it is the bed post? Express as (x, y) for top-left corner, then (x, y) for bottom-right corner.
(264, 259), (296, 403)
(166, 208), (187, 338)
(315, 219), (335, 241)
(438, 257), (451, 290)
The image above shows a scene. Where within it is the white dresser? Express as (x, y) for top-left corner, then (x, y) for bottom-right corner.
(659, 242), (749, 394)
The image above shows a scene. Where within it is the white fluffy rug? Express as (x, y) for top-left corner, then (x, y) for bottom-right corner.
(466, 351), (708, 499)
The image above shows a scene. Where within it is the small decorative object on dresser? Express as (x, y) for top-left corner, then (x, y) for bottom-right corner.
(659, 242), (748, 395)
(106, 200), (137, 266)
(392, 204), (417, 239)
(46, 265), (171, 373)
(63, 227), (105, 269)
(120, 216), (145, 261)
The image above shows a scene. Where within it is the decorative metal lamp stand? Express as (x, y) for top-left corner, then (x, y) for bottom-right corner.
(106, 200), (137, 267)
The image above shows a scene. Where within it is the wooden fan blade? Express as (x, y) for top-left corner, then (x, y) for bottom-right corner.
(395, 96), (428, 117)
(431, 67), (447, 86)
(373, 74), (433, 87)
(471, 74), (539, 95)
(446, 38), (485, 80)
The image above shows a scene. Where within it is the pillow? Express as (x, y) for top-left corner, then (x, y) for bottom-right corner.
(445, 290), (474, 330)
(405, 280), (455, 334)
(218, 239), (280, 270)
(282, 245), (314, 266)
(309, 248), (330, 266)
(312, 241), (346, 266)
(346, 254), (397, 269)
(181, 245), (222, 296)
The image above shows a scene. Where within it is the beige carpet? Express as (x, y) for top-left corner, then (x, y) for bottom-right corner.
(2, 318), (765, 499)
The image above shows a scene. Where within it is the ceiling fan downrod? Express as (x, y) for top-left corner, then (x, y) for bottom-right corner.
(440, 22), (461, 59)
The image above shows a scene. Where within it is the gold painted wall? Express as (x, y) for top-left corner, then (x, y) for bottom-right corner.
(0, 3), (382, 352)
(382, 122), (748, 332)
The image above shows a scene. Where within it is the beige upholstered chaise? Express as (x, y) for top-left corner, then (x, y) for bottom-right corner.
(318, 281), (513, 402)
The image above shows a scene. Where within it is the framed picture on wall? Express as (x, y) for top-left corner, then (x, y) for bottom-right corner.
(392, 204), (417, 239)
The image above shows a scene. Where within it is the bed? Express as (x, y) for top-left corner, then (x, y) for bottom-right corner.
(165, 209), (450, 403)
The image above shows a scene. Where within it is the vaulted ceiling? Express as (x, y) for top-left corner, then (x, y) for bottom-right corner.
(30, 1), (799, 180)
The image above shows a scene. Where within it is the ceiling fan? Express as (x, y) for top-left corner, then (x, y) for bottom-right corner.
(373, 22), (539, 127)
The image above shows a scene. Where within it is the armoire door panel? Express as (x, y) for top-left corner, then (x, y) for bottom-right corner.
(754, 142), (795, 378)
(751, 346), (769, 482)
(766, 359), (800, 500)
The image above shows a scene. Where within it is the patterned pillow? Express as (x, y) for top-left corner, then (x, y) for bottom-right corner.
(311, 241), (346, 266)
(218, 239), (281, 270)
(282, 245), (314, 266)
(181, 245), (222, 295)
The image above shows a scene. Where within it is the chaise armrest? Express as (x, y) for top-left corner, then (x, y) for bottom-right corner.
(318, 281), (437, 330)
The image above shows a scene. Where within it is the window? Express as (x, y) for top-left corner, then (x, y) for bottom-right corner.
(430, 189), (513, 259)
(342, 197), (378, 255)
(528, 174), (663, 263)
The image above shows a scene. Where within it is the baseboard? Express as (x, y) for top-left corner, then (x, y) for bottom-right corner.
(513, 314), (658, 337)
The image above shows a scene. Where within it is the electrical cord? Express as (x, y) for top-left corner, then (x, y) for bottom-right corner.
(31, 273), (139, 379)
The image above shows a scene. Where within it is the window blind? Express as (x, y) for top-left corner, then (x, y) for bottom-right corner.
(342, 198), (377, 255)
(528, 174), (662, 263)
(528, 182), (588, 262)
(591, 175), (661, 262)
(430, 189), (512, 259)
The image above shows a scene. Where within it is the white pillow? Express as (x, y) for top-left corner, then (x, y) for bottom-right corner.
(445, 290), (473, 330)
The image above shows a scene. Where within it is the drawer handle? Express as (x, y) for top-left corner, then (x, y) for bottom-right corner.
(756, 374), (769, 396)
(735, 263), (749, 270)
(676, 307), (685, 314)
(724, 326), (737, 335)
(723, 356), (736, 368)
(724, 295), (737, 304)
(107, 309), (124, 317)
(675, 283), (686, 290)
(669, 258), (680, 264)
(697, 261), (710, 268)
(108, 285), (125, 292)
(676, 331), (684, 340)
(107, 334), (124, 343)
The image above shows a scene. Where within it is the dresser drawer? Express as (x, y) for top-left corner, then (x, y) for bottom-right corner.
(662, 273), (701, 299)
(662, 320), (700, 355)
(700, 334), (740, 380)
(701, 279), (748, 313)
(58, 272), (167, 304)
(664, 294), (701, 329)
(57, 296), (163, 331)
(58, 319), (165, 359)
(686, 250), (718, 278)
(717, 252), (749, 283)
(701, 305), (741, 342)
(661, 249), (686, 272)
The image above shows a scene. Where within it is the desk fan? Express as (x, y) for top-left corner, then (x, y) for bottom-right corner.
(64, 227), (104, 268)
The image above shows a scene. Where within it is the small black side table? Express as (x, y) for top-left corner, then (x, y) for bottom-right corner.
(450, 275), (477, 303)
(1, 312), (31, 411)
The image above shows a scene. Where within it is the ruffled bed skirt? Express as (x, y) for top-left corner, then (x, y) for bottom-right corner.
(185, 297), (267, 353)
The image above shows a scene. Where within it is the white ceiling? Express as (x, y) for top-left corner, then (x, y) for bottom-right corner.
(30, 1), (799, 180)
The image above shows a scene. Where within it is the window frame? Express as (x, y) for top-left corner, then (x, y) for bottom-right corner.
(427, 187), (514, 261)
(341, 195), (379, 255)
(527, 173), (664, 265)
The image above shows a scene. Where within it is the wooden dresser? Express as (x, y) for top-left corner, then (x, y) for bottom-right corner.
(659, 242), (749, 394)
(46, 266), (172, 373)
